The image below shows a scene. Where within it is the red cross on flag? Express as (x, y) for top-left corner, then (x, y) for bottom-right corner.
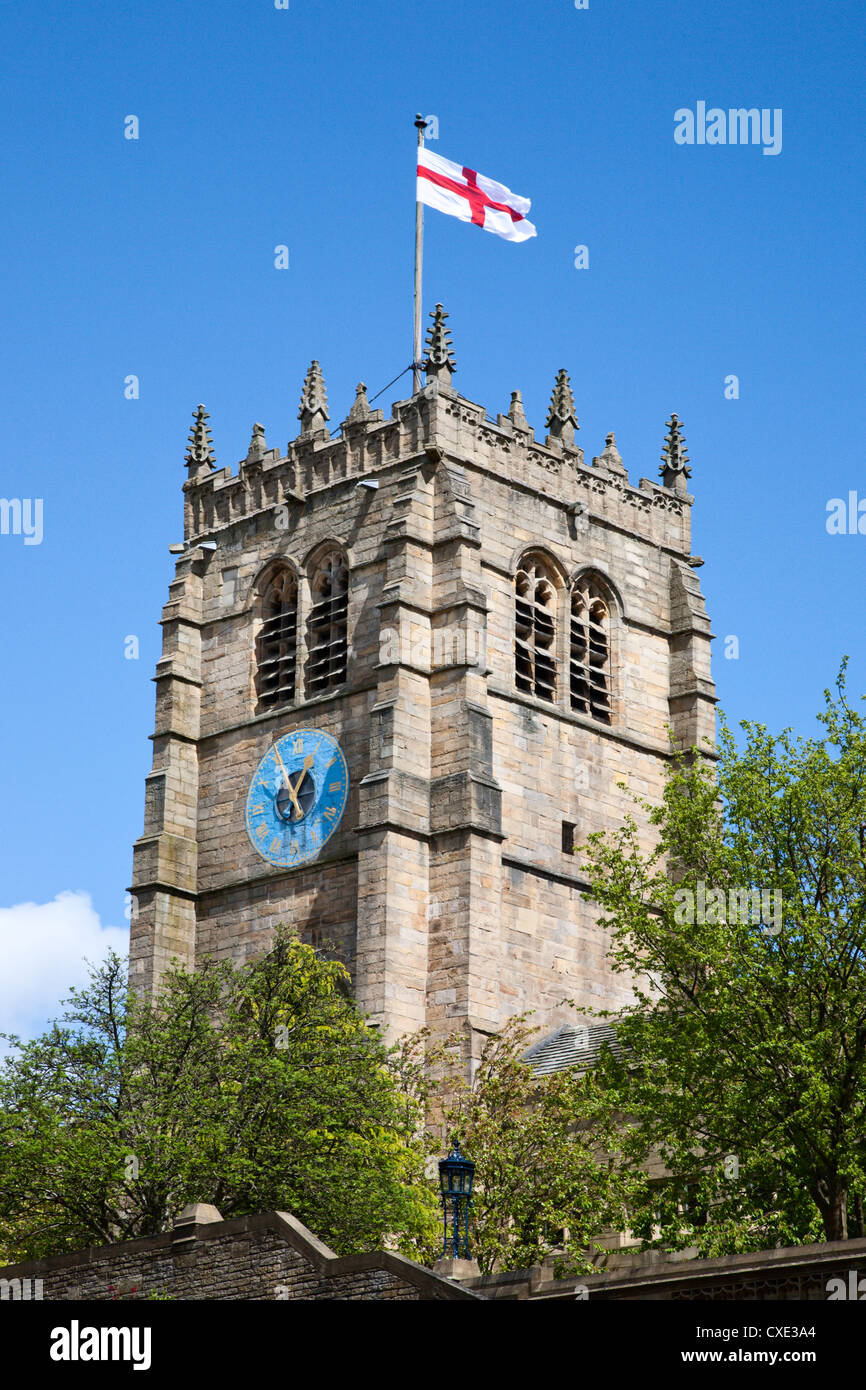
(417, 147), (537, 243)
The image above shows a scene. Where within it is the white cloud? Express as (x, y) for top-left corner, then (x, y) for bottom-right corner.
(0, 891), (129, 1050)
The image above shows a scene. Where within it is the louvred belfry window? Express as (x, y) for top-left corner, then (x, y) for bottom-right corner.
(306, 552), (348, 695)
(515, 560), (557, 702)
(570, 579), (611, 723)
(257, 569), (298, 709)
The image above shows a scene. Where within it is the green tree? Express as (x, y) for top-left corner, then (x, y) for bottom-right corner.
(578, 667), (866, 1251)
(442, 1015), (637, 1275)
(0, 927), (438, 1262)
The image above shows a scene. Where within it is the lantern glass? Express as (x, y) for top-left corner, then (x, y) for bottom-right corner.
(438, 1141), (475, 1197)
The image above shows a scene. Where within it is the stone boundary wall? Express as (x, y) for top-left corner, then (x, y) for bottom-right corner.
(469, 1237), (866, 1301)
(10, 1207), (862, 1302)
(0, 1209), (479, 1302)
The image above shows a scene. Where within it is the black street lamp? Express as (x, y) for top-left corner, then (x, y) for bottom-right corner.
(438, 1140), (475, 1259)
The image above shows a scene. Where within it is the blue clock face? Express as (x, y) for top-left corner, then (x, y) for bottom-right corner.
(245, 728), (349, 868)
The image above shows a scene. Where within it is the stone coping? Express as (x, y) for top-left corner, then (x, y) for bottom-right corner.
(0, 1210), (482, 1302)
(466, 1236), (866, 1300)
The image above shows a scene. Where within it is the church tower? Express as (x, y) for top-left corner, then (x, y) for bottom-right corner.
(129, 307), (715, 1061)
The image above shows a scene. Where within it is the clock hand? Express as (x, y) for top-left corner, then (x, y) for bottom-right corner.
(274, 745), (304, 817)
(287, 753), (315, 803)
(273, 745), (291, 785)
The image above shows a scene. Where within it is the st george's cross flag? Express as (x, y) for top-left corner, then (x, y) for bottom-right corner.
(417, 147), (537, 243)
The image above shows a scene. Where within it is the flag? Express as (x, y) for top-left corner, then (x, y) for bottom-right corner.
(417, 147), (537, 243)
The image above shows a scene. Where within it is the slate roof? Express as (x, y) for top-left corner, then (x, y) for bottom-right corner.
(523, 1021), (623, 1076)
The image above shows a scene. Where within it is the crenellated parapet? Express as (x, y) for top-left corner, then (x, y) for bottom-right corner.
(181, 377), (694, 574)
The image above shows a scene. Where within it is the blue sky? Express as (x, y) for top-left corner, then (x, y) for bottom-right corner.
(1, 0), (864, 1039)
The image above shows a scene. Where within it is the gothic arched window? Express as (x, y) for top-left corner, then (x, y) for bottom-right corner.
(515, 558), (557, 702)
(570, 577), (611, 723)
(306, 550), (348, 696)
(257, 568), (299, 709)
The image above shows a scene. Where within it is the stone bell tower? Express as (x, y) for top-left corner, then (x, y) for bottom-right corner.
(129, 305), (715, 1060)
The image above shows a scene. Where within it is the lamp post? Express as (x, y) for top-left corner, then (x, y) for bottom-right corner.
(438, 1140), (475, 1260)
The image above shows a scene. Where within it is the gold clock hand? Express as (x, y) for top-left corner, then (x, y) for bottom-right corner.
(288, 752), (315, 802)
(274, 745), (303, 816)
(273, 745), (290, 785)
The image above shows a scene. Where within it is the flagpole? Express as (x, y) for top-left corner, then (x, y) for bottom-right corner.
(413, 113), (427, 394)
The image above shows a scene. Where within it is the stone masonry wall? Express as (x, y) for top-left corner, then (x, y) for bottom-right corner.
(470, 1237), (866, 1302)
(0, 1212), (477, 1302)
(130, 358), (715, 1057)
